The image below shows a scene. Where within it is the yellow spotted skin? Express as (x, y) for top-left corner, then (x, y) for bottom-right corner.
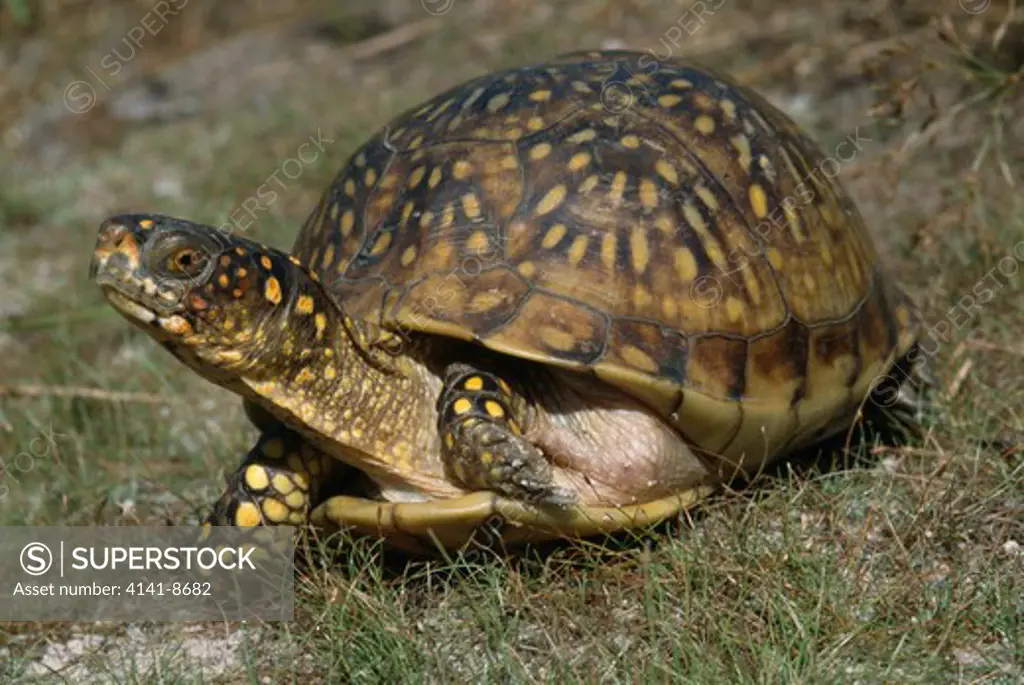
(205, 430), (331, 529)
(294, 49), (919, 465)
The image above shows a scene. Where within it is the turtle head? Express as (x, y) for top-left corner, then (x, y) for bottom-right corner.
(90, 213), (335, 379)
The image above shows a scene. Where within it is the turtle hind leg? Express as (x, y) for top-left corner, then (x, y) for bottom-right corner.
(205, 425), (338, 527)
(437, 363), (576, 507)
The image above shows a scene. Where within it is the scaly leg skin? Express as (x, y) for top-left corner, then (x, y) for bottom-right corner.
(437, 363), (575, 506)
(205, 425), (336, 527)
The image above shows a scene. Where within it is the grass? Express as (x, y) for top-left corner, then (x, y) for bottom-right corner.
(1, 0), (1022, 682)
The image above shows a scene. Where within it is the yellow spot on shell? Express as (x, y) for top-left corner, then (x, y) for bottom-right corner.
(401, 202), (415, 224)
(670, 79), (693, 88)
(467, 231), (489, 253)
(655, 215), (675, 234)
(260, 256), (273, 270)
(568, 235), (589, 266)
(655, 159), (678, 185)
(340, 210), (355, 236)
(608, 171), (627, 207)
(633, 286), (653, 309)
(484, 400), (505, 418)
(731, 135), (753, 171)
(630, 227), (650, 274)
(579, 175), (600, 193)
(296, 294), (314, 314)
(344, 179), (356, 197)
(766, 247), (784, 270)
(662, 296), (678, 319)
(568, 129), (597, 144)
(536, 185), (567, 215)
(784, 202), (804, 242)
(235, 501), (261, 527)
(139, 219), (154, 229)
(487, 92), (510, 112)
(218, 274), (230, 288)
(683, 202), (708, 235)
(244, 465), (270, 491)
(461, 193), (482, 219)
(370, 232), (392, 256)
(749, 183), (768, 219)
(429, 167), (443, 188)
(639, 179), (659, 211)
(364, 168), (378, 187)
(517, 261), (537, 277)
(409, 167), (426, 187)
(622, 345), (658, 373)
(568, 152), (591, 171)
(401, 245), (418, 266)
(658, 94), (683, 107)
(264, 277), (282, 304)
(453, 160), (473, 179)
(527, 117), (546, 131)
(529, 89), (552, 101)
(453, 397), (472, 415)
(501, 155), (518, 170)
(696, 185), (719, 211)
(601, 232), (617, 269)
(725, 297), (745, 322)
(464, 376), (484, 391)
(674, 248), (698, 281)
(621, 134), (641, 149)
(695, 115), (716, 135)
(529, 143), (552, 160)
(540, 325), (576, 351)
(721, 99), (737, 120)
(262, 499), (289, 523)
(542, 223), (567, 249)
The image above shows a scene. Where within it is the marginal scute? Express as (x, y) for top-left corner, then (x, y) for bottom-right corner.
(483, 291), (608, 367)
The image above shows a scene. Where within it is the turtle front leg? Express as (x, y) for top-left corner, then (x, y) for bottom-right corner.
(205, 426), (337, 527)
(437, 363), (575, 506)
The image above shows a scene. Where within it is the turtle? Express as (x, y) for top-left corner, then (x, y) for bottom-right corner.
(90, 49), (922, 553)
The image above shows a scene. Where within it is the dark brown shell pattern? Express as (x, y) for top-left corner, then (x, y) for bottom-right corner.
(291, 50), (918, 461)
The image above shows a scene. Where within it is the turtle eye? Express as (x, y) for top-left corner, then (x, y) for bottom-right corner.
(166, 247), (208, 277)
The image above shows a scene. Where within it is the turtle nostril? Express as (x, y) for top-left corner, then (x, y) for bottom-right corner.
(98, 220), (131, 248)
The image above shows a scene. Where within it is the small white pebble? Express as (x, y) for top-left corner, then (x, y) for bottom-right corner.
(1002, 539), (1021, 556)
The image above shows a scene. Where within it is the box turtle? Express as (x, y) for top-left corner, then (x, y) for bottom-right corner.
(90, 50), (922, 553)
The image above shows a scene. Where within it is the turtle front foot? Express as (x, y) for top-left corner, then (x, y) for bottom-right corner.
(437, 363), (576, 507)
(205, 427), (334, 527)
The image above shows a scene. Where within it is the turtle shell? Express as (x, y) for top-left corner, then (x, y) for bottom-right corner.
(292, 50), (918, 469)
